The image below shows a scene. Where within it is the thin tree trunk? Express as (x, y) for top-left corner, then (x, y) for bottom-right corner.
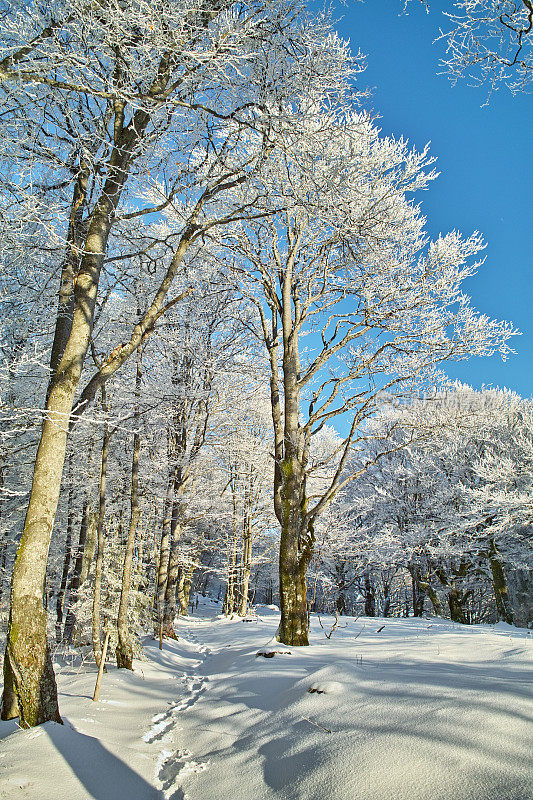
(154, 470), (173, 641)
(223, 517), (239, 616)
(0, 537), (7, 603)
(0, 461), (6, 601)
(408, 563), (426, 617)
(162, 525), (181, 639)
(363, 570), (376, 617)
(55, 468), (75, 642)
(92, 629), (110, 703)
(63, 498), (91, 644)
(238, 515), (252, 617)
(116, 357), (142, 670)
(92, 396), (110, 669)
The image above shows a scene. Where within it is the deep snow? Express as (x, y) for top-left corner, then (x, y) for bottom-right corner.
(1, 603), (532, 800)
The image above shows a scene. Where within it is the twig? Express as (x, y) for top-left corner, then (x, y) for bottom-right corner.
(302, 717), (332, 733)
(353, 623), (366, 640)
(317, 610), (348, 639)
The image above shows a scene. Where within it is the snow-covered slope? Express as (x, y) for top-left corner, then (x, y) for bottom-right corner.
(1, 606), (532, 800)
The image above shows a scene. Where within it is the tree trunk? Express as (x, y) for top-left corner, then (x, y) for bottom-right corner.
(1, 93), (156, 723)
(63, 499), (91, 644)
(1, 256), (110, 721)
(92, 409), (110, 669)
(237, 517), (252, 617)
(116, 358), (142, 670)
(408, 564), (426, 617)
(177, 565), (194, 615)
(382, 585), (391, 618)
(0, 536), (7, 603)
(419, 580), (444, 617)
(488, 539), (514, 624)
(363, 570), (376, 617)
(154, 470), (173, 639)
(162, 527), (181, 639)
(55, 474), (75, 642)
(223, 521), (238, 616)
(447, 585), (468, 624)
(278, 551), (309, 645)
(278, 455), (311, 646)
(0, 461), (6, 601)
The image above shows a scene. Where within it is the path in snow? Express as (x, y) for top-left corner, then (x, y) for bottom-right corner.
(0, 606), (532, 800)
(0, 631), (208, 800)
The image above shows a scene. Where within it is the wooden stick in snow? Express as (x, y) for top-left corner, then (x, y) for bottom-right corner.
(93, 630), (110, 702)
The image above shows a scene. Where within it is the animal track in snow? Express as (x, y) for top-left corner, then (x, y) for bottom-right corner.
(157, 747), (210, 797)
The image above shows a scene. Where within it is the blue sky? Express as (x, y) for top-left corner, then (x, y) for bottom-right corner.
(331, 1), (532, 398)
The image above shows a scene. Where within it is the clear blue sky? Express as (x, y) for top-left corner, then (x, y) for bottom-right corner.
(331, 1), (532, 398)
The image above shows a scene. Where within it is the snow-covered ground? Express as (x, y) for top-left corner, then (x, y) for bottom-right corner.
(1, 603), (532, 800)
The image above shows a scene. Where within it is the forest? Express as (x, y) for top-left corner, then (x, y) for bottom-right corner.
(0, 1), (531, 797)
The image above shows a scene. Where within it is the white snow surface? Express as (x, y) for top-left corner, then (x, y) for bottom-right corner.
(1, 603), (532, 800)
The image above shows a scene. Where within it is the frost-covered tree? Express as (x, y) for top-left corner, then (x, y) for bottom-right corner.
(227, 110), (516, 645)
(345, 386), (532, 624)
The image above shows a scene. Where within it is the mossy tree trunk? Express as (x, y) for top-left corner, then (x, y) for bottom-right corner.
(436, 560), (471, 624)
(418, 580), (444, 617)
(276, 236), (315, 646)
(249, 220), (368, 646)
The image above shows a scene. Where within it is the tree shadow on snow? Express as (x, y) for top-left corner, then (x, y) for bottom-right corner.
(45, 718), (163, 800)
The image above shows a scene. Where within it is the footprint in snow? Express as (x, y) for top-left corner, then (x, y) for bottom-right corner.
(158, 748), (209, 789)
(143, 676), (208, 743)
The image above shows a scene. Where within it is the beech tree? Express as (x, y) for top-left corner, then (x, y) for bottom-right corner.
(227, 112), (516, 645)
(0, 0), (354, 726)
